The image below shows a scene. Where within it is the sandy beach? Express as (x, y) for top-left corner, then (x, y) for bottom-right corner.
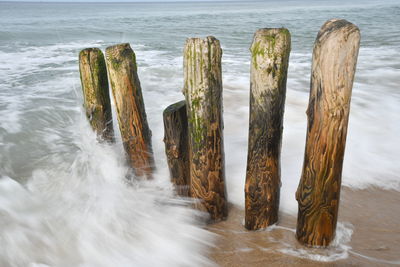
(0, 1), (399, 266)
(208, 187), (400, 266)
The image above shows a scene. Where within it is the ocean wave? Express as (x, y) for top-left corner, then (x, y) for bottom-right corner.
(0, 114), (215, 267)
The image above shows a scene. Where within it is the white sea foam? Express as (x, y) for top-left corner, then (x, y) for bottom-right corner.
(277, 222), (354, 262)
(0, 114), (215, 267)
(0, 1), (399, 264)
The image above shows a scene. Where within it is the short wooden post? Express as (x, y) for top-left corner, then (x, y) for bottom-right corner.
(245, 28), (291, 230)
(163, 100), (190, 196)
(296, 19), (360, 247)
(183, 36), (227, 222)
(105, 43), (154, 179)
(79, 48), (114, 142)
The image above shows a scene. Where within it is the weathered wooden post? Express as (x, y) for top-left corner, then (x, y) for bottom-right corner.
(245, 28), (291, 230)
(296, 19), (360, 247)
(163, 100), (190, 196)
(105, 43), (154, 179)
(79, 48), (114, 142)
(183, 36), (228, 222)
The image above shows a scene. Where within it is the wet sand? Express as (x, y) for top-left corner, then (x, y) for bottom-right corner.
(207, 188), (400, 266)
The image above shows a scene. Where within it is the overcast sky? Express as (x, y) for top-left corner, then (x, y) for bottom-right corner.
(1, 0), (227, 2)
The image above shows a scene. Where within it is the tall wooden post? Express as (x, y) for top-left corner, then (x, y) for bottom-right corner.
(245, 28), (291, 230)
(296, 19), (360, 247)
(163, 100), (190, 196)
(183, 36), (227, 222)
(105, 43), (154, 179)
(79, 48), (114, 142)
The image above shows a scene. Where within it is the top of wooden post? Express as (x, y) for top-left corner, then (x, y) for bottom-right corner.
(105, 43), (138, 72)
(250, 28), (291, 101)
(310, 18), (360, 115)
(183, 36), (222, 97)
(316, 19), (360, 45)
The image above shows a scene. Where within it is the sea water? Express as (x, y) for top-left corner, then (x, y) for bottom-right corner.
(0, 0), (399, 266)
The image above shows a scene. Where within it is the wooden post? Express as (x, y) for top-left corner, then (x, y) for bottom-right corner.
(79, 48), (114, 142)
(105, 43), (154, 179)
(296, 19), (360, 247)
(183, 36), (227, 222)
(245, 28), (291, 230)
(163, 100), (190, 196)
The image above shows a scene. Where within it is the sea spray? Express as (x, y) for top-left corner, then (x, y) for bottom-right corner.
(277, 222), (354, 262)
(0, 1), (399, 264)
(0, 114), (215, 267)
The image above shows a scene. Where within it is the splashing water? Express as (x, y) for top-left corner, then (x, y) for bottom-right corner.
(0, 0), (399, 265)
(0, 115), (214, 267)
(277, 223), (354, 262)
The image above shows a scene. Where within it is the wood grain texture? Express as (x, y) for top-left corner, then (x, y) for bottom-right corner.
(296, 19), (360, 247)
(163, 100), (190, 196)
(183, 36), (228, 222)
(105, 43), (154, 179)
(245, 28), (291, 230)
(79, 48), (114, 142)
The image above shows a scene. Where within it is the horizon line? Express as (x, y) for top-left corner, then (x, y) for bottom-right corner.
(0, 0), (252, 2)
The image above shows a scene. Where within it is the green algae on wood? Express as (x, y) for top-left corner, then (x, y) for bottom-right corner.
(105, 43), (154, 179)
(79, 48), (114, 142)
(296, 19), (360, 247)
(183, 36), (228, 222)
(245, 28), (291, 230)
(163, 100), (190, 196)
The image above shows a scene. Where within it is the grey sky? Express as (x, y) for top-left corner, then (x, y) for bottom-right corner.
(1, 0), (224, 2)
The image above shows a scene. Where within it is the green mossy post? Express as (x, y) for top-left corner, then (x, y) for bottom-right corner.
(163, 100), (190, 196)
(79, 48), (114, 142)
(245, 28), (291, 230)
(105, 43), (154, 179)
(296, 19), (360, 247)
(183, 36), (227, 222)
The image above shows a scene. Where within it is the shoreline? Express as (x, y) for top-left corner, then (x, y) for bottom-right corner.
(207, 187), (400, 266)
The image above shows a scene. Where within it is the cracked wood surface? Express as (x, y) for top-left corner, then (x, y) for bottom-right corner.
(79, 48), (114, 142)
(245, 28), (291, 230)
(296, 19), (360, 247)
(105, 43), (154, 179)
(183, 36), (228, 222)
(163, 100), (190, 196)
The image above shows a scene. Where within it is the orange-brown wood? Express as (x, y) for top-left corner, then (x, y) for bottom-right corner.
(296, 19), (360, 247)
(79, 48), (114, 142)
(183, 36), (228, 222)
(245, 28), (291, 230)
(105, 43), (154, 179)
